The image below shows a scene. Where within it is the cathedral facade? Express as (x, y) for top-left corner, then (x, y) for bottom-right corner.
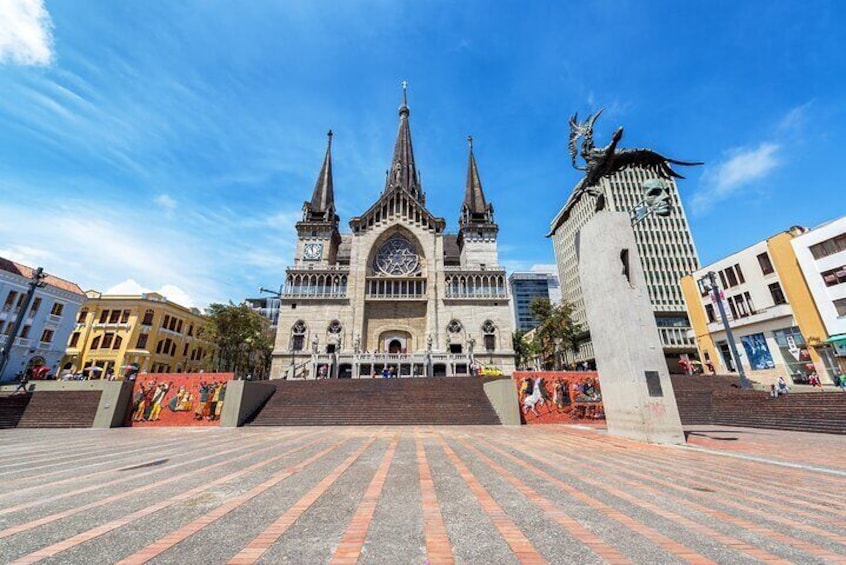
(269, 90), (515, 379)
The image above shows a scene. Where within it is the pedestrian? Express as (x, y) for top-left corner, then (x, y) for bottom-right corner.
(14, 372), (29, 394)
(705, 359), (715, 374)
(837, 373), (846, 393)
(777, 376), (790, 395)
(381, 366), (390, 379)
(808, 371), (823, 390)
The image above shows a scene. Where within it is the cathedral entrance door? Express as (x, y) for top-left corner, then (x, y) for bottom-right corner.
(388, 340), (403, 354)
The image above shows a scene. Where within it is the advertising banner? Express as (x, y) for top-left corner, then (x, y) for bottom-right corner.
(128, 372), (236, 427)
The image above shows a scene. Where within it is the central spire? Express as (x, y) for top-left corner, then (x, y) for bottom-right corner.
(384, 80), (423, 202)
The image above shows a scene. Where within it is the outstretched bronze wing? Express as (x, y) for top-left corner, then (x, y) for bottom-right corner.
(610, 148), (703, 179)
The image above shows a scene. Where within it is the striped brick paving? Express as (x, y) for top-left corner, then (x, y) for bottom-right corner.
(0, 425), (844, 564)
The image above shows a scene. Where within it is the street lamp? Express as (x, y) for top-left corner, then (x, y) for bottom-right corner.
(554, 337), (563, 371)
(701, 272), (750, 389)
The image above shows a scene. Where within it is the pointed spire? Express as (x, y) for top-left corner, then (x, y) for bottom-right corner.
(463, 135), (488, 216)
(307, 130), (335, 219)
(384, 81), (423, 201)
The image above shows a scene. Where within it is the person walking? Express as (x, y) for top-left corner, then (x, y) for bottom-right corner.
(837, 373), (846, 392)
(14, 372), (29, 394)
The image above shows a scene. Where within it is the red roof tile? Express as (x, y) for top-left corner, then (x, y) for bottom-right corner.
(0, 257), (85, 296)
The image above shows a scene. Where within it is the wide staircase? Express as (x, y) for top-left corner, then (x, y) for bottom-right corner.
(0, 393), (33, 429)
(672, 375), (846, 434)
(247, 377), (502, 426)
(12, 391), (102, 428)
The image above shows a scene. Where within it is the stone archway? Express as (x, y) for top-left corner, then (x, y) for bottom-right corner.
(378, 330), (411, 354)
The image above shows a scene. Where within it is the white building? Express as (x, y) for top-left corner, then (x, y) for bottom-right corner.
(0, 258), (85, 382)
(549, 168), (700, 372)
(682, 227), (840, 386)
(269, 89), (515, 379)
(791, 215), (846, 374)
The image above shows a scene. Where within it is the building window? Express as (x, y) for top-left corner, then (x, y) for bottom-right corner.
(291, 320), (306, 351)
(30, 297), (42, 316)
(137, 334), (148, 349)
(50, 302), (64, 316)
(757, 252), (774, 275)
(188, 324), (194, 337)
(821, 264), (846, 287)
(102, 332), (114, 349)
(40, 328), (54, 343)
(769, 282), (787, 305)
(163, 314), (170, 328)
(91, 336), (101, 349)
(142, 309), (154, 325)
(20, 325), (31, 338)
(809, 234), (846, 259)
(99, 310), (109, 324)
(704, 304), (716, 323)
(725, 267), (738, 287)
(113, 335), (123, 350)
(109, 310), (120, 324)
(69, 332), (80, 348)
(183, 343), (189, 356)
(121, 309), (130, 323)
(3, 291), (18, 310)
(735, 263), (745, 284)
(718, 271), (728, 289)
(835, 298), (846, 318)
(77, 308), (88, 323)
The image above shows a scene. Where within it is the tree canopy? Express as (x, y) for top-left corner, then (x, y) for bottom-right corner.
(522, 297), (582, 369)
(205, 302), (273, 379)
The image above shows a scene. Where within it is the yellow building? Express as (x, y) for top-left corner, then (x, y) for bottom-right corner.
(64, 291), (215, 377)
(681, 227), (840, 387)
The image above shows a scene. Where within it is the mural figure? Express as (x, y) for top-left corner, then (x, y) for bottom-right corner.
(522, 376), (546, 417)
(148, 382), (171, 421)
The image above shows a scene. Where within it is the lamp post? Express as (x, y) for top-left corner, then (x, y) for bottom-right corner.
(554, 337), (563, 371)
(701, 272), (750, 389)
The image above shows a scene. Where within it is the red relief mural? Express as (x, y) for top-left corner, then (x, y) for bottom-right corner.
(513, 371), (605, 425)
(128, 373), (236, 427)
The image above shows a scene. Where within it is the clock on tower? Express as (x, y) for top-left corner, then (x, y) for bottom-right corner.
(303, 242), (323, 261)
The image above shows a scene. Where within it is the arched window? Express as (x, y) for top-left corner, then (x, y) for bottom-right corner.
(482, 320), (496, 352)
(291, 320), (307, 351)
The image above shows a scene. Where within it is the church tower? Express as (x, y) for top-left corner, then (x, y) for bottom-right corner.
(295, 130), (341, 266)
(457, 136), (499, 269)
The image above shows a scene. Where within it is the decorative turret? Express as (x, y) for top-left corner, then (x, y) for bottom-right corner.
(302, 130), (338, 223)
(459, 135), (495, 227)
(457, 135), (499, 268)
(383, 81), (424, 204)
(296, 131), (341, 265)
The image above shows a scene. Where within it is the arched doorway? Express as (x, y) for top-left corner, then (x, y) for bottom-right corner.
(388, 339), (403, 354)
(25, 356), (46, 378)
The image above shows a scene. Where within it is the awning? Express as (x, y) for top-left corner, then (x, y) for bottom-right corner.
(824, 334), (846, 346)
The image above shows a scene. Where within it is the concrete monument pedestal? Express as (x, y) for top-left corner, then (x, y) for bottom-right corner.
(578, 211), (685, 444)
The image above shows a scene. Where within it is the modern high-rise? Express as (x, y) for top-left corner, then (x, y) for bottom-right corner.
(548, 167), (701, 372)
(508, 267), (561, 332)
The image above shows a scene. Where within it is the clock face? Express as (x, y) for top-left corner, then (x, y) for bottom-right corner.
(303, 243), (323, 261)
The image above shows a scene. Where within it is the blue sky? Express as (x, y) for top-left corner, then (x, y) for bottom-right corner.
(1, 1), (844, 307)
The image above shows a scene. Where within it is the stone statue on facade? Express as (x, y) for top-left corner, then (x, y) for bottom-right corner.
(568, 109), (702, 210)
(426, 334), (433, 352)
(311, 335), (319, 354)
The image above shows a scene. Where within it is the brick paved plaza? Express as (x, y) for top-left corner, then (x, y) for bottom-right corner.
(1, 425), (844, 565)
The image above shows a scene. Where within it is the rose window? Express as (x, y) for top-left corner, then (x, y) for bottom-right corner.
(373, 235), (420, 276)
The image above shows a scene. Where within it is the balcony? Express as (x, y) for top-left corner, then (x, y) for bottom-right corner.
(283, 268), (349, 300)
(444, 269), (507, 300)
(365, 277), (427, 301)
(706, 303), (794, 333)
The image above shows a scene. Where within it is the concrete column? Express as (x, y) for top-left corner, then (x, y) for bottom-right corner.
(578, 212), (685, 445)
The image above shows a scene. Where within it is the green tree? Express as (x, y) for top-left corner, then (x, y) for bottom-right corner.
(528, 297), (582, 369)
(205, 302), (274, 379)
(512, 329), (540, 370)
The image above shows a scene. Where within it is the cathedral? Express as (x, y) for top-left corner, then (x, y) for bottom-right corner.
(269, 87), (515, 379)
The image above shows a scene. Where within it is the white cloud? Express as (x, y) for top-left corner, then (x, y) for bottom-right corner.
(0, 0), (54, 66)
(105, 278), (196, 309)
(692, 142), (781, 215)
(154, 194), (177, 216)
